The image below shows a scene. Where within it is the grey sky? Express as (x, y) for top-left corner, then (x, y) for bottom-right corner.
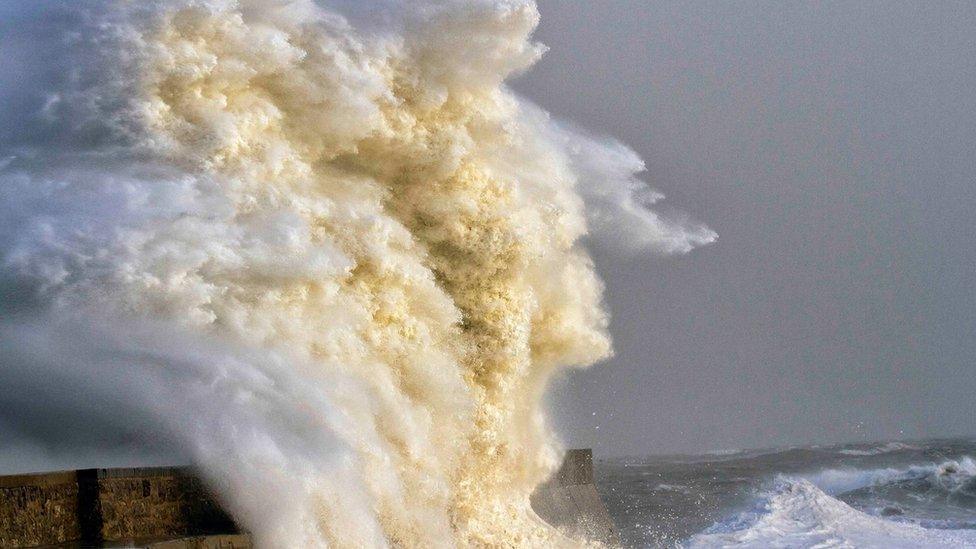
(517, 0), (976, 455)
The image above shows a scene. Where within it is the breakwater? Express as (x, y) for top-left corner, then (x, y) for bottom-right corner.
(0, 450), (616, 548)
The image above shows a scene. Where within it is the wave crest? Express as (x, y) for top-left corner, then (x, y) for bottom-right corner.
(689, 478), (976, 548)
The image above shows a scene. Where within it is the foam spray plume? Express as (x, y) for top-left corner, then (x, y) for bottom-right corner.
(0, 1), (714, 546)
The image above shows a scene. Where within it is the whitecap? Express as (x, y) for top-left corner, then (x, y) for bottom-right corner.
(689, 478), (976, 548)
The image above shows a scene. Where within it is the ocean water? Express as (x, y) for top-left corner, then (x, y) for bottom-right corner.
(596, 438), (976, 548)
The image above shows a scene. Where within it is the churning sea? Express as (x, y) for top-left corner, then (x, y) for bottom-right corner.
(597, 438), (976, 548)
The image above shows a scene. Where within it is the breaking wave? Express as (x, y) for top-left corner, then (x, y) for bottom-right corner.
(0, 0), (713, 546)
(690, 459), (976, 548)
(837, 442), (921, 457)
(689, 478), (976, 548)
(802, 457), (976, 497)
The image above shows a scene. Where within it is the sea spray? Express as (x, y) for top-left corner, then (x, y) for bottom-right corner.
(0, 0), (714, 546)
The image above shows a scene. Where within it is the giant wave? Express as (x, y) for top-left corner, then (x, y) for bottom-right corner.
(0, 1), (714, 547)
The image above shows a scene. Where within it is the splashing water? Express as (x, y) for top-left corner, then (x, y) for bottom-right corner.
(0, 1), (713, 546)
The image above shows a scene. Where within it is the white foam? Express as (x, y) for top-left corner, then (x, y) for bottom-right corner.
(801, 457), (976, 495)
(838, 442), (921, 456)
(0, 0), (713, 546)
(689, 478), (976, 548)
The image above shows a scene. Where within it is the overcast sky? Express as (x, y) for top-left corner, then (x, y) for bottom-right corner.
(518, 0), (976, 455)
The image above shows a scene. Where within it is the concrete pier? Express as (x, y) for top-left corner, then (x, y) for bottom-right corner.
(0, 450), (617, 547)
(531, 449), (620, 546)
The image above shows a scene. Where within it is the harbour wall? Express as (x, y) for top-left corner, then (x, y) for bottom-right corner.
(0, 450), (617, 547)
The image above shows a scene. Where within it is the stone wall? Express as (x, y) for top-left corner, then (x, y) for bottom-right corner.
(0, 468), (236, 548)
(95, 468), (237, 543)
(0, 471), (80, 547)
(0, 450), (617, 547)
